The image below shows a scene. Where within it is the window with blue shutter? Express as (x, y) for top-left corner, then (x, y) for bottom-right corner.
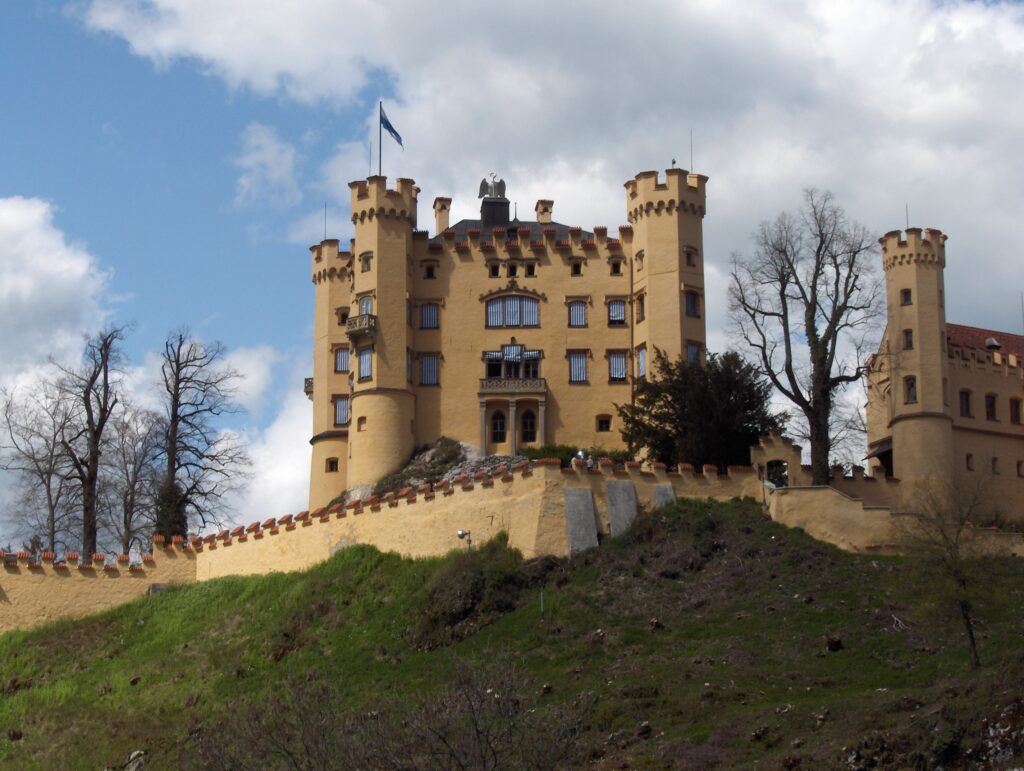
(334, 348), (350, 373)
(420, 303), (439, 329)
(568, 301), (587, 327)
(608, 352), (627, 382)
(608, 300), (626, 326)
(522, 298), (539, 326)
(420, 354), (439, 385)
(358, 347), (372, 380)
(568, 351), (588, 383)
(334, 397), (349, 425)
(637, 346), (647, 377)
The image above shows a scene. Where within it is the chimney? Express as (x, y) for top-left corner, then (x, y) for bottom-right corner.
(433, 197), (451, 234)
(535, 199), (553, 224)
(480, 197), (510, 229)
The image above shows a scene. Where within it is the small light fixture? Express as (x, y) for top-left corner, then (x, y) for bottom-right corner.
(456, 529), (472, 549)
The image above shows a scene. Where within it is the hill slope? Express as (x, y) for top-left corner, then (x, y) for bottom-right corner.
(1, 499), (1023, 769)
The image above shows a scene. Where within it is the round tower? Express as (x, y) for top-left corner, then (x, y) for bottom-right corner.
(624, 168), (708, 367)
(344, 176), (419, 490)
(308, 239), (353, 509)
(880, 227), (954, 480)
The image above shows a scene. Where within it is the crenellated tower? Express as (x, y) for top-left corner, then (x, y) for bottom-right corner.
(878, 227), (953, 479)
(344, 176), (419, 491)
(308, 238), (352, 509)
(625, 169), (708, 370)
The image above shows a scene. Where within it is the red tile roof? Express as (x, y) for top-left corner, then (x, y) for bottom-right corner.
(946, 323), (1024, 358)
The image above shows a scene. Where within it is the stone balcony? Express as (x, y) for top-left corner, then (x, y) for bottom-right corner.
(345, 313), (378, 342)
(478, 377), (547, 396)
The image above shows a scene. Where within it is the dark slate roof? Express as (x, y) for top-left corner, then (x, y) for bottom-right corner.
(430, 218), (593, 244)
(947, 323), (1024, 358)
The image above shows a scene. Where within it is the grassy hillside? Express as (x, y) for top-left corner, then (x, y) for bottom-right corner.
(1, 499), (1023, 769)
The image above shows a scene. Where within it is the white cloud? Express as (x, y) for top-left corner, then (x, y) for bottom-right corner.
(233, 122), (302, 208)
(0, 197), (109, 381)
(223, 345), (280, 416)
(81, 0), (1024, 339)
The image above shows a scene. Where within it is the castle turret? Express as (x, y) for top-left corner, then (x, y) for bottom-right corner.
(879, 227), (953, 480)
(344, 176), (419, 490)
(309, 238), (352, 509)
(624, 169), (708, 370)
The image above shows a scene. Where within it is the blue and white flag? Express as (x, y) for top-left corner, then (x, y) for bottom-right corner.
(380, 105), (403, 148)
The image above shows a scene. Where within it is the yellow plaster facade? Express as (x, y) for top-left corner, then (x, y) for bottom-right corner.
(865, 228), (1024, 517)
(307, 168), (709, 509)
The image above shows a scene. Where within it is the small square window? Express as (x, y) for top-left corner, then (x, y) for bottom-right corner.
(610, 261), (622, 276)
(325, 458), (339, 473)
(900, 288), (912, 306)
(424, 265), (436, 279)
(571, 262), (582, 276)
(596, 416), (612, 432)
(525, 263), (536, 277)
(489, 264), (500, 278)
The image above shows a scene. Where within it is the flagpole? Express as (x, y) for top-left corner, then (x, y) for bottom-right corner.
(378, 101), (383, 177)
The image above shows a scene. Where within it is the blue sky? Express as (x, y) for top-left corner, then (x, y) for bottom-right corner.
(2, 1), (1024, 527)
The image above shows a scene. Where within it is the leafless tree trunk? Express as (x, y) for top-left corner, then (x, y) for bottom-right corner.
(729, 189), (880, 484)
(101, 402), (162, 555)
(1, 379), (78, 552)
(57, 327), (126, 556)
(898, 475), (989, 670)
(156, 329), (248, 538)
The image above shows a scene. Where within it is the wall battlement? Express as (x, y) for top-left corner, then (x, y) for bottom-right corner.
(310, 238), (351, 284)
(348, 176), (419, 225)
(625, 169), (707, 222)
(880, 227), (947, 271)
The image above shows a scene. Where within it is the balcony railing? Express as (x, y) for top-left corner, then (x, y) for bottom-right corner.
(478, 377), (547, 395)
(345, 313), (378, 340)
(303, 377), (313, 399)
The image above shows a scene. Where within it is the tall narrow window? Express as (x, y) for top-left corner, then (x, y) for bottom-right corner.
(507, 263), (517, 278)
(358, 347), (372, 381)
(900, 288), (912, 306)
(334, 347), (350, 373)
(521, 410), (537, 443)
(423, 264), (436, 279)
(491, 411), (506, 443)
(904, 376), (917, 404)
(965, 453), (974, 471)
(420, 303), (440, 329)
(686, 341), (702, 365)
(685, 291), (701, 318)
(570, 261), (582, 276)
(903, 329), (913, 350)
(608, 300), (626, 327)
(333, 396), (350, 426)
(1011, 398), (1022, 425)
(608, 351), (627, 382)
(525, 263), (536, 277)
(359, 296), (373, 316)
(407, 349), (413, 383)
(637, 346), (647, 378)
(635, 294), (646, 322)
(489, 263), (500, 278)
(568, 351), (588, 383)
(959, 390), (972, 417)
(985, 393), (997, 420)
(568, 301), (587, 327)
(420, 354), (440, 385)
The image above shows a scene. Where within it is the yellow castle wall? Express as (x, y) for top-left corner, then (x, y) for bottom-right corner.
(0, 544), (197, 635)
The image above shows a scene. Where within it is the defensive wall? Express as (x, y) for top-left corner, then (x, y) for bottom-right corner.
(3, 435), (1021, 634)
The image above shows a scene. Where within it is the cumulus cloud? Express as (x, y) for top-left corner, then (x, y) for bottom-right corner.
(233, 122), (302, 208)
(82, 0), (1024, 341)
(223, 345), (280, 416)
(0, 197), (109, 381)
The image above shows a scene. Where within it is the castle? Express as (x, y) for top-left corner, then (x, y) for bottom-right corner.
(305, 169), (708, 509)
(864, 228), (1024, 516)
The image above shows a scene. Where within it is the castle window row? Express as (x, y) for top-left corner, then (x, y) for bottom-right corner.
(958, 391), (1022, 424)
(486, 296), (540, 328)
(965, 454), (1024, 478)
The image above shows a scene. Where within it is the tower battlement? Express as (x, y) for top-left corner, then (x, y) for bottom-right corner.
(309, 239), (350, 284)
(880, 227), (947, 271)
(349, 176), (419, 225)
(625, 168), (707, 222)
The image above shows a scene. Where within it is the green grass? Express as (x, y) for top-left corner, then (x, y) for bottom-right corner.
(1, 499), (1022, 768)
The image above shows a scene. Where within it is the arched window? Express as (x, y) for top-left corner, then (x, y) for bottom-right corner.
(903, 376), (917, 404)
(485, 295), (540, 328)
(358, 296), (373, 316)
(491, 411), (506, 443)
(521, 410), (536, 443)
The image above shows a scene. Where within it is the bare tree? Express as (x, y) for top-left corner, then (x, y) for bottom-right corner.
(100, 401), (162, 555)
(1, 379), (79, 553)
(156, 329), (249, 539)
(897, 475), (992, 670)
(729, 189), (881, 484)
(57, 327), (126, 556)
